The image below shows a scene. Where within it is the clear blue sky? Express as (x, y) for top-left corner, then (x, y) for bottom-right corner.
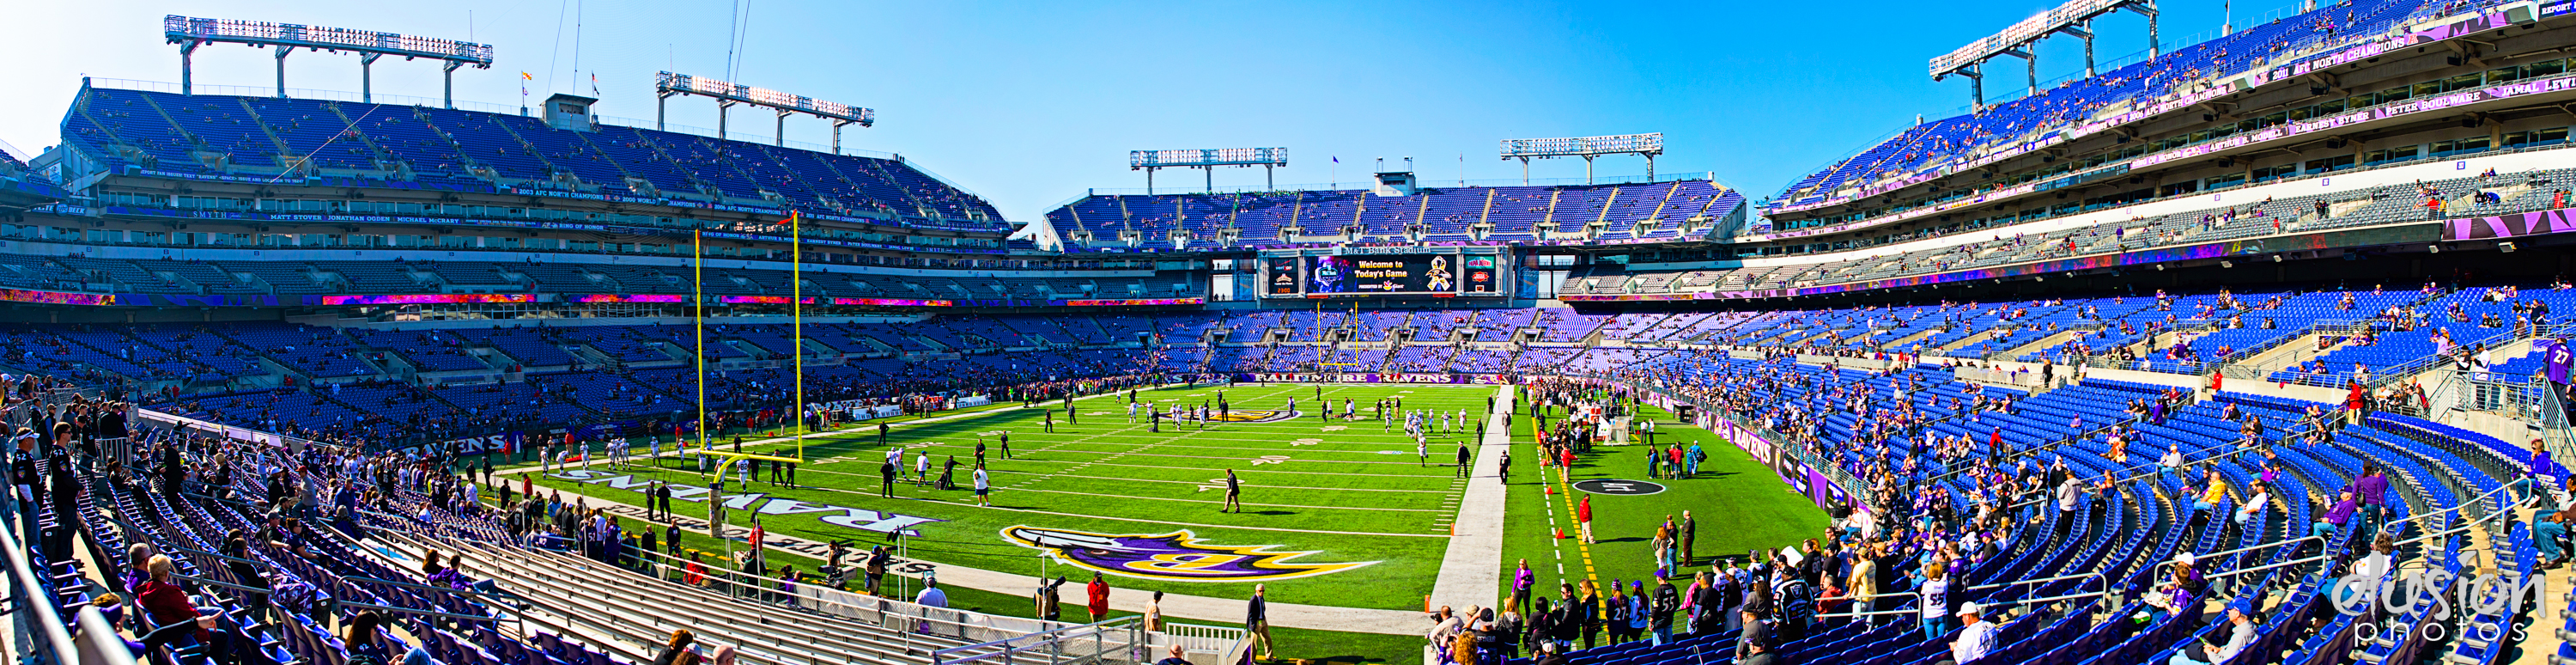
(1, 0), (2269, 221)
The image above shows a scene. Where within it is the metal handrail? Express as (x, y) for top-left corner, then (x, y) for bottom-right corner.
(336, 600), (514, 624)
(430, 522), (1201, 660)
(1, 491), (83, 665)
(2109, 443), (2267, 488)
(1816, 588), (2109, 621)
(2365, 322), (2576, 391)
(2147, 536), (2322, 586)
(1968, 568), (2107, 593)
(73, 605), (143, 665)
(2377, 476), (2518, 533)
(170, 545), (259, 566)
(929, 615), (1144, 665)
(346, 574), (520, 608)
(2192, 497), (2519, 585)
(383, 538), (725, 665)
(1927, 410), (2148, 487)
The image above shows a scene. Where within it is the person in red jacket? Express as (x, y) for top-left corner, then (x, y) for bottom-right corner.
(1085, 571), (1111, 623)
(1577, 494), (1595, 544)
(134, 556), (216, 644)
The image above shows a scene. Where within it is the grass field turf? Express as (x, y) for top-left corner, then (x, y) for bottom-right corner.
(607, 522), (1425, 665)
(1493, 404), (1831, 607)
(526, 383), (1498, 613)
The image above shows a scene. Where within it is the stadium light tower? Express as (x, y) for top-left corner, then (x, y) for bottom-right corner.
(1130, 148), (1289, 195)
(163, 15), (495, 107)
(1929, 0), (2158, 110)
(654, 72), (874, 153)
(1499, 133), (1663, 186)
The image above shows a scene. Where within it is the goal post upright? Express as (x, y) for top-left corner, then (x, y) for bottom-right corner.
(694, 230), (708, 473)
(792, 211), (806, 464)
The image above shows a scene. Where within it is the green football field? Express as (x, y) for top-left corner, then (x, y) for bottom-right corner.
(525, 382), (1495, 612)
(1494, 403), (1833, 607)
(515, 382), (1830, 662)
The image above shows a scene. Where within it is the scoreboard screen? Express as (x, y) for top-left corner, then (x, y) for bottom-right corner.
(1308, 254), (1453, 295)
(1265, 253), (1504, 297)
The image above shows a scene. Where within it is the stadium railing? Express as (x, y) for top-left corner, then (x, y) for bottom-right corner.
(387, 518), (1250, 665)
(927, 616), (1151, 665)
(3, 473), (132, 665)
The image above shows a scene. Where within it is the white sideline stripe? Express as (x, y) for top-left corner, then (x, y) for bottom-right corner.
(1426, 384), (1514, 613)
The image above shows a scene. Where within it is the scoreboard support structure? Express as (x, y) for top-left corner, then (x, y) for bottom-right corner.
(1500, 134), (1663, 186)
(164, 15), (494, 107)
(1928, 0), (2159, 110)
(1131, 149), (1289, 195)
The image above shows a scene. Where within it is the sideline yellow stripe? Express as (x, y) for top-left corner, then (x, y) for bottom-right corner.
(1537, 406), (1603, 624)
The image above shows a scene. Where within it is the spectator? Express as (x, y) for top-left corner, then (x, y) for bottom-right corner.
(1940, 602), (1997, 665)
(649, 630), (699, 665)
(1085, 571), (1111, 623)
(1246, 583), (1273, 660)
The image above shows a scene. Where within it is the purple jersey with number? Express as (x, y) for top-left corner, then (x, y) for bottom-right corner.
(2544, 339), (2573, 384)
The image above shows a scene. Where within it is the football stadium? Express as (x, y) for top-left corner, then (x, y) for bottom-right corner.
(6, 1), (2576, 664)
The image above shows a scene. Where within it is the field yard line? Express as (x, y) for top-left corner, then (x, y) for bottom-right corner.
(1034, 460), (1457, 479)
(1075, 451), (1440, 466)
(788, 435), (1453, 457)
(1552, 452), (1601, 590)
(1036, 473), (1455, 493)
(1021, 440), (1462, 454)
(1018, 487), (1449, 512)
(560, 459), (1454, 524)
(1005, 421), (1155, 488)
(1426, 384), (1513, 613)
(498, 381), (1204, 474)
(688, 454), (1455, 485)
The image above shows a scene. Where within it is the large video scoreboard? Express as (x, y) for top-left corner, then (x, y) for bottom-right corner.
(1261, 249), (1506, 298)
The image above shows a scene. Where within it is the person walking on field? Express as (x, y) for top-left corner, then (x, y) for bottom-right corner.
(973, 464), (993, 507)
(1221, 469), (1243, 513)
(1245, 584), (1274, 660)
(1456, 442), (1473, 478)
(879, 458), (897, 498)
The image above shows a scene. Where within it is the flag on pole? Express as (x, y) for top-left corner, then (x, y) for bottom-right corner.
(590, 73), (600, 96)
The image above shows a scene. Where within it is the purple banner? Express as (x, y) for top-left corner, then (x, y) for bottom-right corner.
(318, 294), (536, 305)
(2445, 209), (2576, 241)
(0, 288), (118, 306)
(1804, 467), (1839, 511)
